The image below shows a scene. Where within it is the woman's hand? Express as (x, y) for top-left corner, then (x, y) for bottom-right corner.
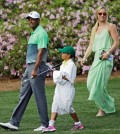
(101, 53), (110, 60)
(80, 58), (87, 66)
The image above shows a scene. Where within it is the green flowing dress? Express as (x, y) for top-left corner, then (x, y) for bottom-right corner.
(87, 28), (116, 114)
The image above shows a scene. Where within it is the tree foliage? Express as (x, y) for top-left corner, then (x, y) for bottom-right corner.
(0, 0), (119, 77)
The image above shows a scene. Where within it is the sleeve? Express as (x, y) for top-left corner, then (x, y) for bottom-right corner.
(37, 32), (48, 49)
(53, 70), (67, 85)
(61, 63), (77, 84)
(53, 70), (62, 84)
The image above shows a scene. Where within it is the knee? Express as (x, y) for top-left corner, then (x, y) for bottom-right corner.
(68, 106), (75, 114)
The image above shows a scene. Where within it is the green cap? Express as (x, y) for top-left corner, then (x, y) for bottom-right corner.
(58, 46), (75, 56)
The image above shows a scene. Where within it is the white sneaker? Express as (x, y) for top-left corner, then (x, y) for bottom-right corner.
(34, 125), (46, 132)
(0, 122), (18, 131)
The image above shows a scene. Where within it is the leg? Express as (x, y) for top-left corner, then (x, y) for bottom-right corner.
(68, 106), (79, 122)
(96, 109), (105, 117)
(0, 69), (32, 130)
(70, 112), (79, 122)
(42, 112), (57, 133)
(48, 112), (57, 127)
(10, 71), (32, 127)
(69, 108), (84, 130)
(30, 63), (49, 127)
(50, 112), (58, 121)
(87, 58), (115, 114)
(31, 77), (49, 127)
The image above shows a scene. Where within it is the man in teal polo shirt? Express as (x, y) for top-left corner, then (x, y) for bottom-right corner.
(0, 11), (49, 132)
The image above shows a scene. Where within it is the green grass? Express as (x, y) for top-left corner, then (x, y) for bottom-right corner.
(0, 77), (120, 134)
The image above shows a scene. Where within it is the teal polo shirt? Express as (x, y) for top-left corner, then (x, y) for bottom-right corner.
(26, 25), (49, 64)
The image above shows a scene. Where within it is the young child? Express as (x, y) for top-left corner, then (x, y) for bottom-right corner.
(42, 46), (84, 132)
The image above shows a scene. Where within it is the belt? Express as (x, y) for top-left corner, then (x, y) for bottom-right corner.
(27, 61), (45, 65)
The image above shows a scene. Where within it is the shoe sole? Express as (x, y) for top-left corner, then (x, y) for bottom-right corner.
(0, 124), (18, 131)
(42, 129), (56, 133)
(71, 127), (84, 131)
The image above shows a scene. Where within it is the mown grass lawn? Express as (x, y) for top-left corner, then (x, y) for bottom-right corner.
(0, 77), (120, 134)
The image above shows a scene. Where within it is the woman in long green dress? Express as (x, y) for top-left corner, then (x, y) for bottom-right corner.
(81, 6), (119, 116)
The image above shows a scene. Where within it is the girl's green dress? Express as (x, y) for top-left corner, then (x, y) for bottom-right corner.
(87, 28), (116, 113)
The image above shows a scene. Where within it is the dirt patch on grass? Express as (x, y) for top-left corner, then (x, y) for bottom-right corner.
(0, 71), (120, 91)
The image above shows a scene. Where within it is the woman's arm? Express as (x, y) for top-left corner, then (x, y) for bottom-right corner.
(102, 23), (119, 60)
(81, 28), (94, 66)
(108, 23), (119, 54)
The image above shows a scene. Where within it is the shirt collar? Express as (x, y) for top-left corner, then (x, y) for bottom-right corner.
(62, 59), (72, 66)
(31, 25), (40, 34)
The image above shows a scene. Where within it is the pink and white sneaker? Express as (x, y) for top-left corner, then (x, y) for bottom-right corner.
(42, 126), (56, 133)
(71, 124), (84, 130)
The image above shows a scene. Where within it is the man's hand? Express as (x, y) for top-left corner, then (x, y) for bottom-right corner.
(31, 48), (44, 78)
(31, 69), (37, 78)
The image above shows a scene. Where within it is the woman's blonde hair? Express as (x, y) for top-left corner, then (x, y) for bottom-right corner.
(90, 6), (108, 45)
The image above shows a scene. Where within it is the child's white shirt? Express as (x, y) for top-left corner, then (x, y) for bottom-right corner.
(52, 59), (77, 115)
